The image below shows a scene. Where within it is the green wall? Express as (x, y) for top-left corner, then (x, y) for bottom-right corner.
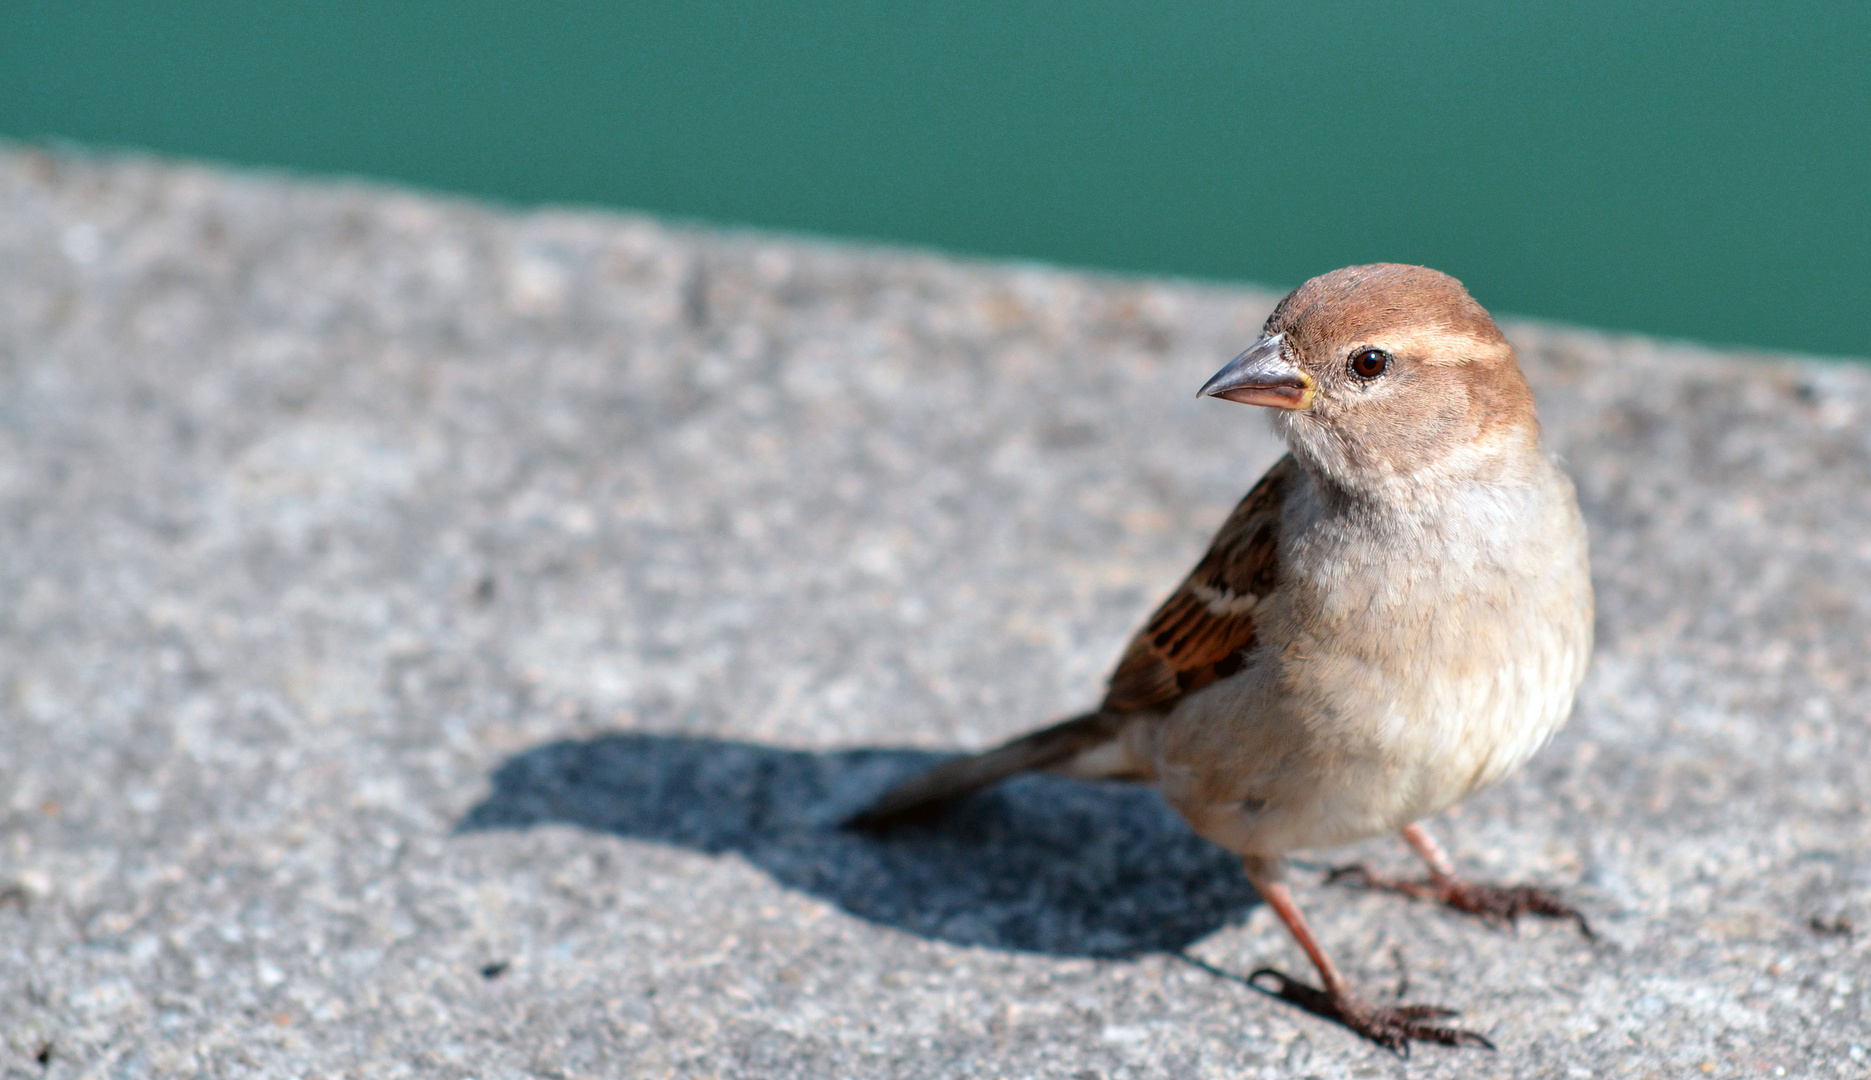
(5, 2), (1867, 357)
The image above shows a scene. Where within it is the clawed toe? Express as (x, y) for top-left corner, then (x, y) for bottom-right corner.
(1452, 880), (1594, 937)
(1323, 863), (1379, 889)
(1326, 864), (1593, 938)
(1247, 969), (1494, 1055)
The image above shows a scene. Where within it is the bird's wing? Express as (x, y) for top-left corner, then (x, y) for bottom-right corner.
(1102, 455), (1294, 713)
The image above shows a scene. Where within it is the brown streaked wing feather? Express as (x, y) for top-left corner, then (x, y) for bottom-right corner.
(1102, 455), (1293, 713)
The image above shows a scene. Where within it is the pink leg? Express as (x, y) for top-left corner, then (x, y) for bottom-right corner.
(1327, 823), (1592, 937)
(1401, 821), (1457, 880)
(1239, 860), (1491, 1054)
(1253, 876), (1348, 995)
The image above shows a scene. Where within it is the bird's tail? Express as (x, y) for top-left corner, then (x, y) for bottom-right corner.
(845, 709), (1138, 831)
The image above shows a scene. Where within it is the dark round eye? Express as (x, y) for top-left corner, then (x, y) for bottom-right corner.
(1348, 348), (1390, 380)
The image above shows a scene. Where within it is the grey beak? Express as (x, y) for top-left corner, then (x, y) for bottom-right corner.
(1198, 333), (1314, 410)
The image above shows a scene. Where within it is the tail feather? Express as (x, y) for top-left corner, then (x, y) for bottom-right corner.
(845, 710), (1131, 831)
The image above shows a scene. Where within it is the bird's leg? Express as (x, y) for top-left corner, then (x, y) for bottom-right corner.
(1242, 862), (1493, 1055)
(1401, 821), (1459, 880)
(1326, 823), (1592, 937)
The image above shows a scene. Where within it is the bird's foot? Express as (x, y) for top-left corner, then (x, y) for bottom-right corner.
(1325, 864), (1593, 937)
(1247, 968), (1493, 1056)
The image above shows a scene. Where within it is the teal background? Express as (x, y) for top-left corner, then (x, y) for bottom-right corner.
(3, 2), (1867, 357)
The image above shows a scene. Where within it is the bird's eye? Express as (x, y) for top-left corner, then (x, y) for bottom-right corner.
(1348, 348), (1390, 380)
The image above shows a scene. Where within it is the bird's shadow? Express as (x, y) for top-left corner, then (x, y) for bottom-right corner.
(459, 732), (1259, 957)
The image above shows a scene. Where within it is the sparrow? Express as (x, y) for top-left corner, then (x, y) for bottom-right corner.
(849, 264), (1595, 1052)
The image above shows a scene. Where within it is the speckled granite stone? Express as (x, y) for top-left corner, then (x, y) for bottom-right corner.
(0, 145), (1866, 1079)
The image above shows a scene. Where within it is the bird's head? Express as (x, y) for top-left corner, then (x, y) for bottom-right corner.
(1199, 264), (1540, 501)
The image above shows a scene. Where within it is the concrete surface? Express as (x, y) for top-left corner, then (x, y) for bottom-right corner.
(0, 145), (1867, 1079)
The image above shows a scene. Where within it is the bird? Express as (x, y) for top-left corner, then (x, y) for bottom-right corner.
(848, 263), (1595, 1053)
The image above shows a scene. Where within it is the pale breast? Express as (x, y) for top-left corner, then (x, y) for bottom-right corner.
(1159, 458), (1593, 854)
(1289, 462), (1592, 837)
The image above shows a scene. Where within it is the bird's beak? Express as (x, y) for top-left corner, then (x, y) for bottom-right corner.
(1197, 333), (1314, 409)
